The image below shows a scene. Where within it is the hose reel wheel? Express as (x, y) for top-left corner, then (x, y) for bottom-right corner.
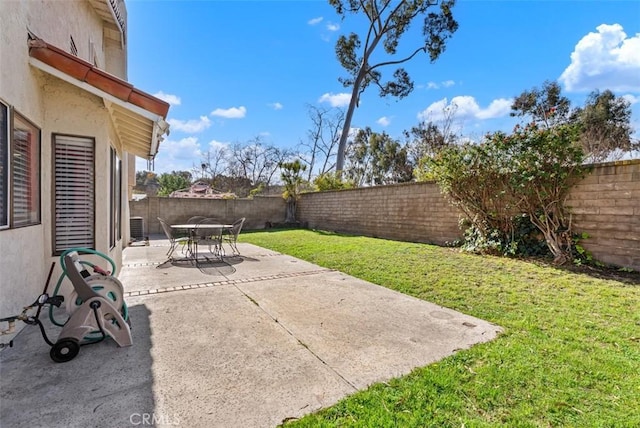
(65, 275), (125, 315)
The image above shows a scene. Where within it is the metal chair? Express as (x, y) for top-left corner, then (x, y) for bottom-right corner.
(192, 218), (224, 259)
(157, 217), (188, 259)
(222, 217), (245, 256)
(186, 216), (207, 224)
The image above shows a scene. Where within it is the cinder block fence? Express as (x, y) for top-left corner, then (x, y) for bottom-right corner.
(130, 159), (639, 271)
(565, 160), (640, 270)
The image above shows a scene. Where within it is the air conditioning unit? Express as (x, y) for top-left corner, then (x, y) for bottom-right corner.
(130, 216), (147, 245)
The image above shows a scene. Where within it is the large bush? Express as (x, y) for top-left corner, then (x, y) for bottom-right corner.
(428, 123), (588, 264)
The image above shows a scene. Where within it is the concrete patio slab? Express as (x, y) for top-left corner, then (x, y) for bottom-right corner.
(1, 237), (502, 428)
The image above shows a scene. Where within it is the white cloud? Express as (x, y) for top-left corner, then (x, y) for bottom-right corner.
(318, 92), (351, 107)
(348, 127), (360, 139)
(207, 139), (229, 151)
(308, 16), (323, 25)
(559, 23), (640, 92)
(143, 136), (202, 173)
(326, 22), (340, 32)
(377, 116), (391, 127)
(622, 94), (639, 105)
(210, 106), (247, 119)
(153, 91), (181, 106)
(418, 96), (512, 121)
(476, 98), (513, 120)
(167, 116), (211, 133)
(268, 102), (283, 110)
(424, 80), (455, 90)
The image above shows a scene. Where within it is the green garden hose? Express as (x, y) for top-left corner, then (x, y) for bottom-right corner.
(48, 248), (128, 341)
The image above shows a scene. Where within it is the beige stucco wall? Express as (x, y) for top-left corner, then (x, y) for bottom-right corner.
(0, 1), (128, 325)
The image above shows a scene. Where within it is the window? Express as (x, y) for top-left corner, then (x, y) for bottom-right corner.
(54, 135), (95, 253)
(109, 147), (121, 248)
(0, 102), (8, 228)
(12, 113), (41, 227)
(0, 105), (41, 230)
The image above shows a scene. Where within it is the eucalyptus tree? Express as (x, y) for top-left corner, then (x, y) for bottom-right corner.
(345, 127), (412, 186)
(571, 89), (637, 162)
(510, 80), (572, 128)
(330, 0), (459, 172)
(511, 82), (637, 162)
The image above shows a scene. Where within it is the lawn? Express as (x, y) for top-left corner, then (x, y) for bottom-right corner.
(241, 229), (640, 427)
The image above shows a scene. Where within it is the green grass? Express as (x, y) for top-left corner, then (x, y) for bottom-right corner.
(241, 229), (640, 427)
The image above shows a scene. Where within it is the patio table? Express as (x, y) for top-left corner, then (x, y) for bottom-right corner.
(170, 223), (232, 263)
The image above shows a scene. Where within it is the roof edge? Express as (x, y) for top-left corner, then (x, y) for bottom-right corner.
(28, 37), (169, 118)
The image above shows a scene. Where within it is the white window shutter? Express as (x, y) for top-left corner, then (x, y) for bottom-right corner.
(54, 135), (95, 252)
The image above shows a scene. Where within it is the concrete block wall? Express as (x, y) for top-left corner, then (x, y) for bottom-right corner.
(297, 182), (462, 245)
(298, 159), (640, 271)
(130, 196), (286, 235)
(130, 159), (639, 271)
(566, 159), (640, 271)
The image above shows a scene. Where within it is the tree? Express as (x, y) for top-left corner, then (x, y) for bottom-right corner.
(227, 137), (291, 188)
(298, 105), (344, 180)
(331, 0), (459, 171)
(427, 124), (588, 264)
(157, 171), (192, 196)
(500, 124), (588, 264)
(279, 160), (307, 223)
(510, 80), (572, 128)
(345, 127), (412, 186)
(571, 89), (638, 162)
(512, 82), (638, 162)
(313, 171), (355, 191)
(198, 144), (229, 181)
(135, 170), (157, 187)
(405, 102), (459, 180)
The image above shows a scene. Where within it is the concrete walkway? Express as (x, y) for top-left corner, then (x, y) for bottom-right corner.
(1, 237), (501, 428)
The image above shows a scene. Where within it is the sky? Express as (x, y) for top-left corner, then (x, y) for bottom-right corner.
(126, 0), (640, 174)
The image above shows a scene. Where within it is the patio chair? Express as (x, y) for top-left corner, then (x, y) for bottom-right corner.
(157, 217), (189, 259)
(192, 218), (224, 259)
(186, 216), (207, 224)
(222, 217), (245, 256)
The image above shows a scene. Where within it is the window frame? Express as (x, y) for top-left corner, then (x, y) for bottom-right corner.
(109, 146), (122, 248)
(0, 100), (9, 230)
(52, 134), (96, 255)
(0, 104), (42, 231)
(11, 111), (41, 228)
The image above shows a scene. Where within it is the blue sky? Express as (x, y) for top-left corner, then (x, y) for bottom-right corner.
(127, 0), (640, 174)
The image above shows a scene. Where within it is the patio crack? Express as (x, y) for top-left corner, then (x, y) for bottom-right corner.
(233, 283), (359, 393)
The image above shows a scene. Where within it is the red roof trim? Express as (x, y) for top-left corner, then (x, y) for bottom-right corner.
(28, 38), (169, 118)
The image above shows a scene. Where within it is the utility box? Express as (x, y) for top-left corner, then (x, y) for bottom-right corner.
(130, 216), (147, 244)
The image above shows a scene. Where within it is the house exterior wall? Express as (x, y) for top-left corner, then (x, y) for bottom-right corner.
(0, 1), (129, 322)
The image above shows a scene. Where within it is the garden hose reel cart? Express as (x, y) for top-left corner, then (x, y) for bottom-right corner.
(50, 251), (133, 362)
(0, 250), (132, 363)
